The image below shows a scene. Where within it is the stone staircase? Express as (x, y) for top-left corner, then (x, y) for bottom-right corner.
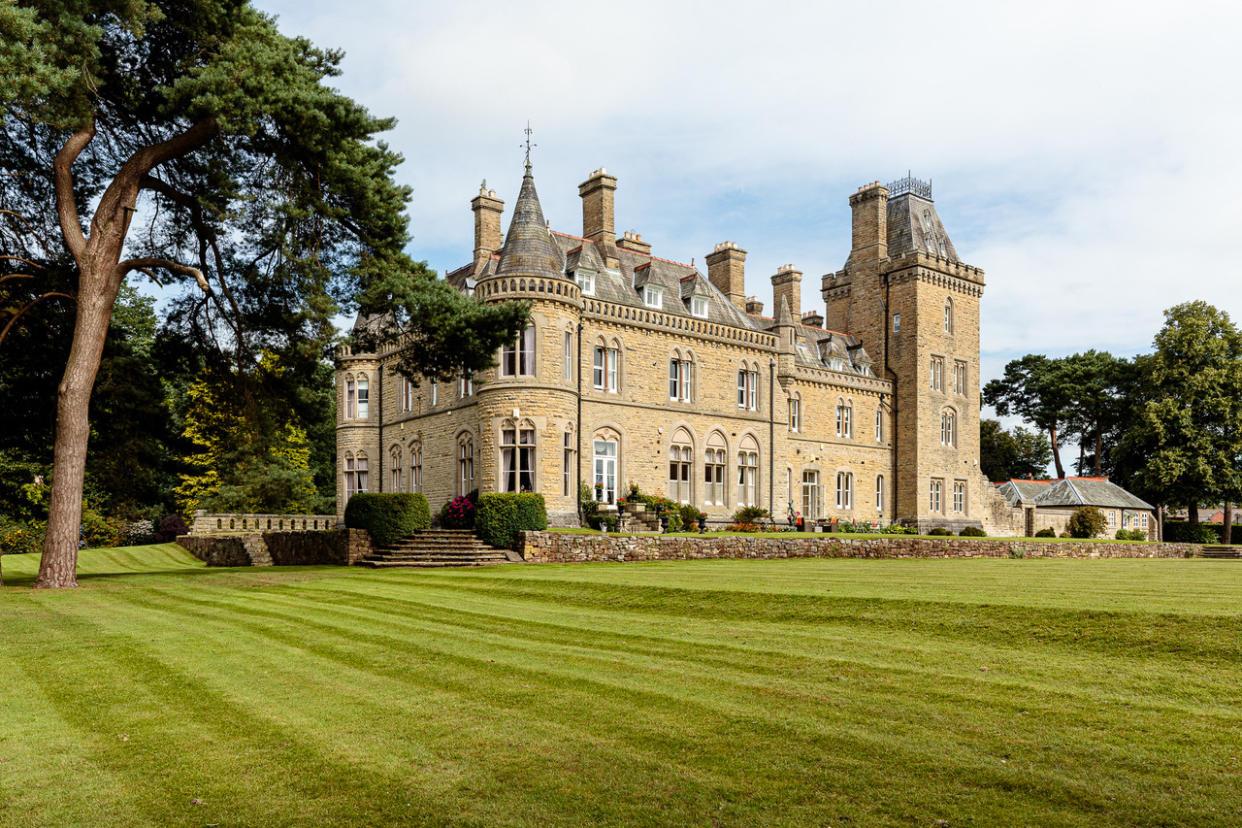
(359, 529), (515, 568)
(1200, 545), (1242, 559)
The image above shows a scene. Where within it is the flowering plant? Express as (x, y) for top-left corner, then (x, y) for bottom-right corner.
(441, 495), (477, 529)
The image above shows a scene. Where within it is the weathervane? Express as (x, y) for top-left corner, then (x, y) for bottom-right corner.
(523, 121), (536, 172)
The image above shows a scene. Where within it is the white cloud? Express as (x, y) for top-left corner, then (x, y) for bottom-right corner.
(259, 0), (1242, 389)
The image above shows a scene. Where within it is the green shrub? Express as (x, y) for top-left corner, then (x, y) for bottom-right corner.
(344, 492), (431, 546)
(1068, 506), (1107, 538)
(1115, 528), (1148, 541)
(928, 527), (953, 536)
(664, 510), (683, 532)
(438, 493), (477, 529)
(881, 523), (916, 535)
(732, 506), (770, 524)
(476, 493), (547, 549)
(1033, 527), (1056, 538)
(679, 504), (702, 530)
(80, 508), (121, 549)
(0, 517), (45, 555)
(959, 526), (986, 537)
(1162, 521), (1221, 544)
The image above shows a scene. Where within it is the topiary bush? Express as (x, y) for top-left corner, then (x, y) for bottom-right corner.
(476, 493), (547, 549)
(344, 492), (431, 546)
(1033, 527), (1056, 538)
(1068, 506), (1107, 538)
(927, 527), (953, 536)
(959, 526), (986, 537)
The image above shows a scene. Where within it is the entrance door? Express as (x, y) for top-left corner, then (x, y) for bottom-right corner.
(593, 439), (617, 504)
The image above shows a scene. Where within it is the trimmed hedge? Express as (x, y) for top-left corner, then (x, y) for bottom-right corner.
(476, 493), (547, 549)
(1163, 520), (1238, 544)
(343, 492), (431, 546)
(959, 526), (986, 537)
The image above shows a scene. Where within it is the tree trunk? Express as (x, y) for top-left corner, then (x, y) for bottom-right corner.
(1225, 503), (1234, 545)
(1049, 424), (1065, 479)
(1188, 505), (1200, 533)
(35, 278), (116, 588)
(1093, 430), (1104, 477)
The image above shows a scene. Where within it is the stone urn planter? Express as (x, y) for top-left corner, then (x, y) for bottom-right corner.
(697, 514), (708, 533)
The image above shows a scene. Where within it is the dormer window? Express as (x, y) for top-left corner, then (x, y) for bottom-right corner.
(691, 296), (708, 318)
(643, 285), (663, 308)
(577, 270), (595, 296)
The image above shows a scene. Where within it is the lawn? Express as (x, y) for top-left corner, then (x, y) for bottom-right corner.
(1, 547), (1240, 827)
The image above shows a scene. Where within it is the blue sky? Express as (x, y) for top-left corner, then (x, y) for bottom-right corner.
(238, 0), (1240, 459)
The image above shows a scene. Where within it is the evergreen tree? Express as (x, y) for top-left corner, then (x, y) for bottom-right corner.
(0, 0), (528, 586)
(983, 355), (1075, 478)
(979, 419), (1053, 481)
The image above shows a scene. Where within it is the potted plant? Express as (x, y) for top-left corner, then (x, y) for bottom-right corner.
(697, 511), (708, 533)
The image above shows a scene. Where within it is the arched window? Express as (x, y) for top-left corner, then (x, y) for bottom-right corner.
(458, 434), (475, 496)
(788, 392), (801, 433)
(941, 409), (957, 447)
(593, 337), (621, 392)
(355, 452), (369, 493)
(704, 431), (727, 506)
(501, 326), (536, 376)
(836, 471), (853, 510)
(836, 399), (853, 438)
(390, 446), (402, 493)
(500, 420), (535, 492)
(737, 362), (759, 411)
(875, 474), (885, 513)
(344, 452), (356, 500)
(738, 436), (759, 507)
(409, 441), (423, 493)
(944, 298), (954, 334)
(356, 375), (370, 419)
(875, 404), (884, 442)
(669, 349), (694, 402)
(668, 428), (693, 504)
(399, 376), (413, 412)
(345, 375), (357, 419)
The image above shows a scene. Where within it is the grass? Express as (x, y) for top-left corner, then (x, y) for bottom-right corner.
(1, 546), (1240, 826)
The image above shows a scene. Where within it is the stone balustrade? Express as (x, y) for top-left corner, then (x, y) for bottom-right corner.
(190, 511), (340, 535)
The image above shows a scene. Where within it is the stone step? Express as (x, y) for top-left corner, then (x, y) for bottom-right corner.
(1201, 546), (1241, 559)
(371, 552), (509, 561)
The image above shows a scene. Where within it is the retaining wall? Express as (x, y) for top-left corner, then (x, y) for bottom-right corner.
(518, 532), (1199, 564)
(178, 529), (371, 567)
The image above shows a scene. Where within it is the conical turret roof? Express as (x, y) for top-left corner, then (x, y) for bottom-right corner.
(496, 167), (563, 278)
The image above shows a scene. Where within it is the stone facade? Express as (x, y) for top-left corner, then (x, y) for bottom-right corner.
(518, 531), (1198, 564)
(337, 164), (1027, 533)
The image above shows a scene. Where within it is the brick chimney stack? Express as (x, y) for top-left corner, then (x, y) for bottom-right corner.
(616, 231), (652, 256)
(802, 310), (824, 328)
(771, 264), (802, 322)
(847, 181), (889, 266)
(745, 296), (764, 315)
(705, 241), (747, 311)
(471, 184), (504, 270)
(579, 168), (620, 267)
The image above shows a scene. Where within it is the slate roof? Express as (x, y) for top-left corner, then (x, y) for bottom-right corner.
(887, 191), (959, 261)
(496, 167), (564, 279)
(995, 478), (1153, 510)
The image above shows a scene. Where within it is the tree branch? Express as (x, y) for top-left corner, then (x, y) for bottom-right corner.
(53, 122), (96, 262)
(0, 255), (45, 270)
(0, 292), (76, 348)
(117, 257), (210, 292)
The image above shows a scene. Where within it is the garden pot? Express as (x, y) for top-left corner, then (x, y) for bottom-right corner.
(698, 516), (707, 533)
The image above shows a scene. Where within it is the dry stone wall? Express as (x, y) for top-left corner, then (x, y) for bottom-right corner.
(178, 529), (371, 567)
(518, 531), (1196, 564)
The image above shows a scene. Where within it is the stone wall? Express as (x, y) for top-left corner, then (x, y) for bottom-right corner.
(518, 531), (1197, 564)
(178, 528), (370, 567)
(190, 512), (340, 535)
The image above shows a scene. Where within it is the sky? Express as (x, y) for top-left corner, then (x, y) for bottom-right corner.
(255, 0), (1242, 456)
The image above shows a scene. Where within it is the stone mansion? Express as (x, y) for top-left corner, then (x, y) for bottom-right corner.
(336, 158), (1018, 532)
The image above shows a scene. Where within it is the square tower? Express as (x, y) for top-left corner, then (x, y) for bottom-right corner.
(823, 176), (986, 530)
